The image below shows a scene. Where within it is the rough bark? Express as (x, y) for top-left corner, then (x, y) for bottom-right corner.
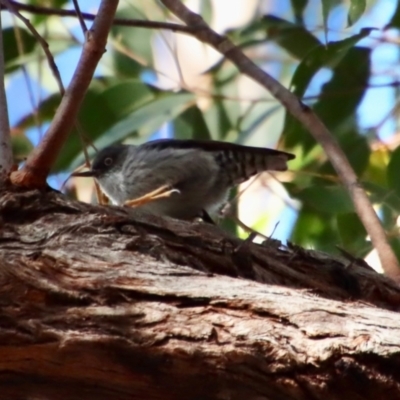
(1, 186), (400, 400)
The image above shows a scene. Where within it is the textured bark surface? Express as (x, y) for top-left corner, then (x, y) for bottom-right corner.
(1, 186), (400, 400)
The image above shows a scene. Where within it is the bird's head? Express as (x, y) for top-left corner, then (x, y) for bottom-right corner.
(71, 144), (129, 179)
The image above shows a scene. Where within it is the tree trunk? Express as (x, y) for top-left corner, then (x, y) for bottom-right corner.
(1, 186), (400, 400)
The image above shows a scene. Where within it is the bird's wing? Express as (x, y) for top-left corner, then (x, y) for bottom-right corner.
(142, 139), (295, 185)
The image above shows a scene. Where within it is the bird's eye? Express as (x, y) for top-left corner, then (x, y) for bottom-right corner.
(104, 157), (113, 166)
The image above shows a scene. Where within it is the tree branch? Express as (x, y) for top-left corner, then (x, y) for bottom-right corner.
(9, 0), (119, 188)
(72, 0), (88, 34)
(1, 188), (400, 400)
(158, 0), (400, 281)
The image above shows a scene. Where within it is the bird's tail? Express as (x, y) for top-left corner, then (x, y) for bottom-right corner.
(214, 146), (295, 185)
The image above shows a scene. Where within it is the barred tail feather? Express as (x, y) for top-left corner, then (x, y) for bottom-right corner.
(215, 148), (294, 185)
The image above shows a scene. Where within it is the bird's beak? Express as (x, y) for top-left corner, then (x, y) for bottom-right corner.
(71, 170), (97, 178)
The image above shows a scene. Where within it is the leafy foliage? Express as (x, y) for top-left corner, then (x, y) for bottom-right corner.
(5, 0), (400, 262)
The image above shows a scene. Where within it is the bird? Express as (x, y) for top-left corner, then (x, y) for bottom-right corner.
(71, 139), (295, 220)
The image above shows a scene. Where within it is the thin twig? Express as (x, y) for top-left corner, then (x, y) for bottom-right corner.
(159, 0), (400, 280)
(0, 8), (13, 182)
(36, 24), (45, 140)
(10, 14), (43, 138)
(2, 0), (65, 95)
(4, 1), (194, 34)
(72, 0), (88, 33)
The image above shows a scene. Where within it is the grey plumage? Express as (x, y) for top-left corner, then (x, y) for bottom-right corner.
(72, 139), (295, 220)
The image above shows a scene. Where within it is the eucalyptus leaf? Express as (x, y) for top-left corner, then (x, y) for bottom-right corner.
(291, 209), (340, 253)
(348, 0), (367, 26)
(290, 0), (309, 23)
(68, 92), (195, 169)
(364, 181), (400, 213)
(289, 28), (372, 98)
(386, 147), (400, 198)
(293, 185), (354, 214)
(173, 105), (212, 140)
(284, 41), (371, 151)
(258, 15), (321, 59)
(337, 212), (370, 256)
(3, 28), (36, 73)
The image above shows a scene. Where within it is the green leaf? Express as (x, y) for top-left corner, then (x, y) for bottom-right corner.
(203, 99), (235, 140)
(111, 6), (154, 68)
(204, 65), (241, 141)
(364, 181), (400, 213)
(389, 237), (400, 264)
(17, 83), (120, 172)
(245, 15), (321, 60)
(11, 133), (33, 163)
(111, 51), (144, 79)
(16, 79), (174, 172)
(101, 80), (156, 117)
(293, 185), (354, 214)
(284, 43), (371, 151)
(290, 0), (309, 23)
(289, 28), (372, 98)
(381, 202), (398, 231)
(237, 105), (281, 145)
(386, 146), (400, 198)
(337, 212), (370, 256)
(340, 134), (371, 176)
(55, 90), (119, 172)
(86, 92), (195, 160)
(348, 0), (367, 26)
(364, 147), (388, 186)
(291, 209), (340, 253)
(30, 0), (69, 24)
(173, 105), (212, 140)
(3, 27), (36, 73)
(17, 93), (61, 129)
(318, 132), (371, 177)
(313, 47), (370, 130)
(64, 91), (195, 171)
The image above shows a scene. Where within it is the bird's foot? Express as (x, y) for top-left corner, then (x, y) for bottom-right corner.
(124, 185), (180, 207)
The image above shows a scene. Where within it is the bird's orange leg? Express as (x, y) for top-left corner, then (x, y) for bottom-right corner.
(124, 185), (180, 208)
